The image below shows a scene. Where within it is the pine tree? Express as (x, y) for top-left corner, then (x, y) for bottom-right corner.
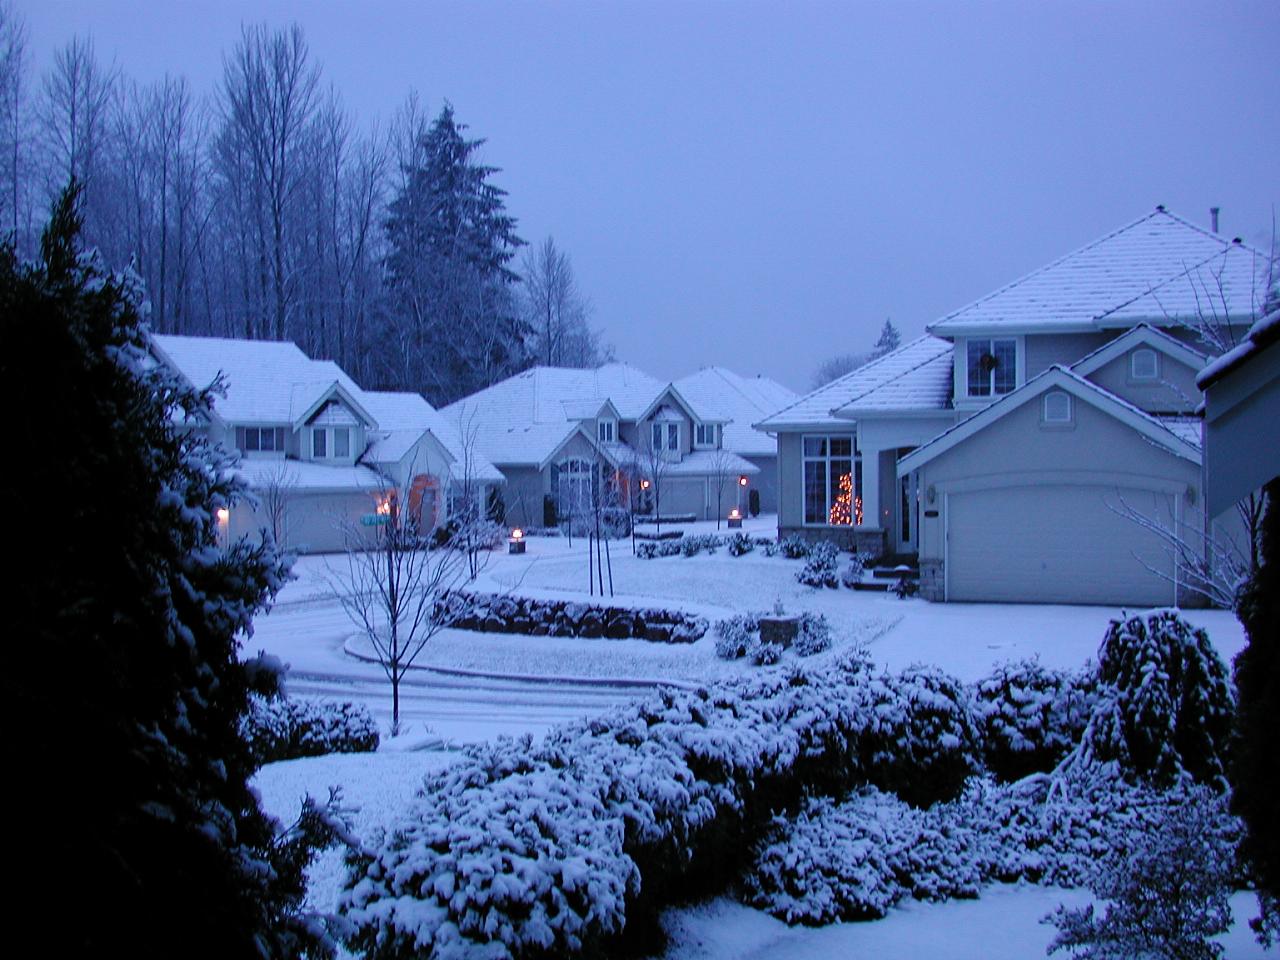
(874, 318), (901, 356)
(0, 185), (333, 958)
(383, 102), (529, 404)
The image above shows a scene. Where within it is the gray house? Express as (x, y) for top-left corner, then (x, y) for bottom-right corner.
(152, 335), (503, 553)
(443, 364), (797, 529)
(757, 207), (1268, 605)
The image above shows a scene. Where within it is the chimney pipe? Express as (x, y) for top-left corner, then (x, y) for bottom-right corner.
(1210, 207), (1220, 233)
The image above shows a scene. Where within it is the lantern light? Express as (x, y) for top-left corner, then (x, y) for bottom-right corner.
(738, 475), (748, 487)
(729, 508), (741, 519)
(511, 528), (524, 541)
(215, 507), (230, 523)
(640, 479), (651, 490)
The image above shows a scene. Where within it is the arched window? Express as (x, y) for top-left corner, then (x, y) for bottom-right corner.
(1130, 348), (1159, 380)
(554, 458), (597, 517)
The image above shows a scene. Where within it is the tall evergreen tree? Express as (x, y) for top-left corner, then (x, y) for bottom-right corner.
(382, 102), (528, 404)
(873, 318), (901, 356)
(0, 185), (332, 959)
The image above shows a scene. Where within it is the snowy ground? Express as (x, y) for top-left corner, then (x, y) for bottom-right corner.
(249, 516), (1261, 958)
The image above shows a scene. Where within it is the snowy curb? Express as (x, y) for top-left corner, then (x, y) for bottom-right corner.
(340, 633), (699, 691)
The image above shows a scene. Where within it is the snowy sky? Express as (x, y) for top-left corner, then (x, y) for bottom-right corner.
(19, 0), (1280, 391)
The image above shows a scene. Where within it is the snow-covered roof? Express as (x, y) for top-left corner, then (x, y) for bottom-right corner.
(673, 367), (799, 457)
(643, 449), (759, 477)
(153, 335), (368, 425)
(929, 208), (1266, 335)
(359, 391), (504, 482)
(897, 365), (1200, 476)
(756, 337), (954, 430)
(234, 458), (385, 493)
(1196, 306), (1280, 389)
(1157, 416), (1202, 449)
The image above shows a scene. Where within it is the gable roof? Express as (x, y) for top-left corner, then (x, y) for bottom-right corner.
(897, 365), (1200, 476)
(756, 336), (953, 430)
(1070, 323), (1208, 379)
(928, 208), (1266, 335)
(674, 367), (799, 457)
(359, 391), (503, 482)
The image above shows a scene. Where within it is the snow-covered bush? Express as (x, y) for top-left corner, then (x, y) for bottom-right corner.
(242, 694), (380, 764)
(436, 589), (708, 642)
(973, 659), (1096, 782)
(726, 532), (754, 556)
(760, 538), (780, 557)
(744, 787), (983, 924)
(892, 575), (919, 599)
(1061, 611), (1234, 787)
(636, 539), (681, 559)
(745, 775), (1242, 928)
(797, 540), (840, 588)
(779, 534), (810, 559)
(794, 613), (832, 656)
(859, 665), (981, 807)
(751, 641), (784, 666)
(714, 613), (760, 660)
(680, 533), (723, 557)
(341, 658), (1012, 958)
(841, 553), (869, 588)
(1045, 786), (1236, 960)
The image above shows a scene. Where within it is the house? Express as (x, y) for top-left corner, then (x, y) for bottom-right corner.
(757, 207), (1269, 605)
(443, 363), (797, 529)
(1197, 307), (1280, 518)
(151, 335), (503, 553)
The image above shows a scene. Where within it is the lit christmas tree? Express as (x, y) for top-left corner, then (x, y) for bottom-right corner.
(829, 472), (855, 525)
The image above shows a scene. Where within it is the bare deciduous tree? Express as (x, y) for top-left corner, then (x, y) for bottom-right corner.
(521, 235), (609, 368)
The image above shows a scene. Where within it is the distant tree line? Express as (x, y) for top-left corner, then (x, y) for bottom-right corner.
(0, 6), (608, 405)
(811, 318), (901, 389)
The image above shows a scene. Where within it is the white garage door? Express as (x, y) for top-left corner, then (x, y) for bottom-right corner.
(947, 484), (1176, 605)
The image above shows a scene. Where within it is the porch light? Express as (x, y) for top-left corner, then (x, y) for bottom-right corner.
(215, 507), (229, 523)
(640, 479), (651, 490)
(376, 498), (391, 516)
(738, 475), (748, 487)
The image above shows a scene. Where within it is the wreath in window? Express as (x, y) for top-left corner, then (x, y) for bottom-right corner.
(978, 352), (1000, 374)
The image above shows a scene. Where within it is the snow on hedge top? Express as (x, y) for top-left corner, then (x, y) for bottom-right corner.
(929, 208), (1263, 335)
(673, 367), (798, 456)
(756, 336), (953, 429)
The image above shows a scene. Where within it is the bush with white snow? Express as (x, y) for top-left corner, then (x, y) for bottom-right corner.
(242, 693), (380, 765)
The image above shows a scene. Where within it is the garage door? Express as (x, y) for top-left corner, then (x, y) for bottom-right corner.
(947, 484), (1176, 605)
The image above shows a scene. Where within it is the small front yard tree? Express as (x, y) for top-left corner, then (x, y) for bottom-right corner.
(332, 482), (470, 735)
(2, 184), (334, 957)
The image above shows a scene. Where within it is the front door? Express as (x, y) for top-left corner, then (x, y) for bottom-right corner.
(895, 452), (918, 555)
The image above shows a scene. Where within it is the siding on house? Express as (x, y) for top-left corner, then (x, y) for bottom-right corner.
(1084, 350), (1201, 414)
(1025, 332), (1112, 378)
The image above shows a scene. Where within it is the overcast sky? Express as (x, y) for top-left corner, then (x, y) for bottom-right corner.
(19, 0), (1280, 391)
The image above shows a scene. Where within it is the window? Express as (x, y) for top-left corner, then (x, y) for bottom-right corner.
(652, 422), (678, 451)
(598, 419), (615, 443)
(312, 427), (327, 458)
(802, 435), (861, 526)
(241, 427), (284, 453)
(967, 338), (1017, 397)
(695, 423), (718, 447)
(1042, 391), (1072, 424)
(1130, 348), (1159, 380)
(334, 427), (350, 458)
(554, 458), (597, 516)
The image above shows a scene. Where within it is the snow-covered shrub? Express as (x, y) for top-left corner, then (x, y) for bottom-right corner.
(973, 659), (1096, 782)
(714, 613), (760, 660)
(892, 575), (919, 599)
(745, 774), (1242, 928)
(342, 659), (1010, 958)
(859, 665), (981, 807)
(744, 787), (983, 924)
(779, 534), (810, 559)
(1062, 611), (1234, 787)
(797, 540), (840, 588)
(680, 533), (723, 557)
(436, 589), (708, 642)
(242, 693), (379, 764)
(794, 613), (832, 657)
(840, 553), (868, 588)
(636, 539), (682, 559)
(1045, 786), (1235, 960)
(760, 538), (780, 557)
(751, 640), (784, 666)
(726, 532), (754, 556)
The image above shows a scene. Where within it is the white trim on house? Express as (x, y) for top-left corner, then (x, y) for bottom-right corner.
(898, 365), (1201, 477)
(292, 381), (377, 433)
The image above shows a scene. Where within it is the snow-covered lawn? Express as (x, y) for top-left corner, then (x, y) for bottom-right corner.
(248, 520), (1262, 958)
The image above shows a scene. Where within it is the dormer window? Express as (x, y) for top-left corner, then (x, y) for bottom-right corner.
(651, 422), (679, 452)
(694, 423), (719, 447)
(311, 426), (351, 460)
(967, 338), (1017, 397)
(312, 428), (327, 458)
(598, 419), (615, 443)
(1130, 348), (1159, 381)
